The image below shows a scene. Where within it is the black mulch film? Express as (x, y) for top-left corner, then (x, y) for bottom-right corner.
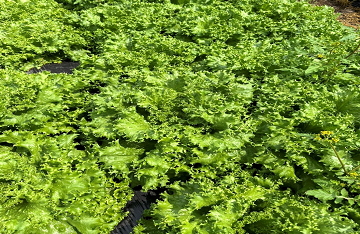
(111, 190), (161, 234)
(27, 62), (162, 234)
(352, 0), (360, 7)
(26, 61), (80, 74)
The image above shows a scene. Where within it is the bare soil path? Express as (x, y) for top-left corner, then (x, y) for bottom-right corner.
(309, 0), (360, 28)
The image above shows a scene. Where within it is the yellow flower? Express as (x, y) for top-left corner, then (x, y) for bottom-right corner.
(314, 134), (322, 141)
(331, 138), (339, 143)
(349, 172), (359, 177)
(320, 131), (333, 135)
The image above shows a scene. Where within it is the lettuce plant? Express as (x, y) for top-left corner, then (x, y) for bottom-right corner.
(1, 0), (360, 233)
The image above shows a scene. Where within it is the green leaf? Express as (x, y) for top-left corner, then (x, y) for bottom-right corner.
(98, 140), (143, 172)
(115, 114), (151, 141)
(305, 61), (323, 75)
(340, 188), (348, 197)
(305, 189), (335, 201)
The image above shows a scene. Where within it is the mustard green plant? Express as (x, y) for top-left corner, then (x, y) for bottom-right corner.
(314, 131), (346, 173)
(315, 130), (360, 178)
(308, 131), (360, 206)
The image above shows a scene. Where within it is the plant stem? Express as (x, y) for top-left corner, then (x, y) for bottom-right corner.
(344, 38), (360, 60)
(329, 142), (348, 175)
(321, 37), (360, 81)
(349, 164), (360, 174)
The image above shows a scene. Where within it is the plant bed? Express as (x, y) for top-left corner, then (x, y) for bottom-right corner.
(1, 0), (360, 233)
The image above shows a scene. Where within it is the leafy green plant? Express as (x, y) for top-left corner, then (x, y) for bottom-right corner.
(0, 0), (89, 69)
(0, 70), (132, 233)
(1, 0), (360, 233)
(0, 132), (131, 233)
(134, 171), (357, 234)
(306, 131), (360, 209)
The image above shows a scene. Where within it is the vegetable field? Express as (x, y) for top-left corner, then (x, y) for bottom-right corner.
(1, 0), (360, 233)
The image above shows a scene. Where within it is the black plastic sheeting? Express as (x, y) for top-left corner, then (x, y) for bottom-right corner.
(111, 190), (161, 234)
(26, 61), (80, 74)
(352, 0), (360, 7)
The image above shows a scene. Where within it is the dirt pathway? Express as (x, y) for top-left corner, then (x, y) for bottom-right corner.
(309, 0), (360, 28)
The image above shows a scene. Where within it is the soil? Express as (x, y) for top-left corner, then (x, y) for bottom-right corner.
(309, 0), (360, 28)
